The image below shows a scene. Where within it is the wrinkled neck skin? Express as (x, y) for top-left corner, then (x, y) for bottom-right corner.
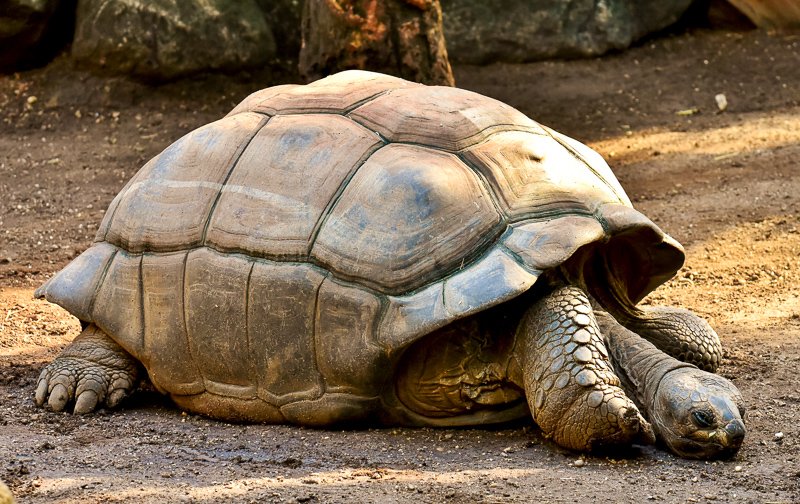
(597, 312), (746, 459)
(595, 311), (688, 413)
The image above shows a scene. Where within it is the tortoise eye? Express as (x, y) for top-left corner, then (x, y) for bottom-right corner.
(692, 410), (715, 428)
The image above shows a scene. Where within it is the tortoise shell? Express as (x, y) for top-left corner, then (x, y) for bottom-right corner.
(36, 71), (684, 424)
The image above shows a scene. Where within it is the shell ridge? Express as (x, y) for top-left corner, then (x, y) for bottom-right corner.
(312, 218), (507, 296)
(451, 124), (548, 152)
(346, 112), (546, 152)
(341, 88), (395, 114)
(506, 207), (596, 225)
(495, 241), (542, 277)
(90, 239), (555, 300)
(345, 88), (400, 117)
(455, 151), (508, 225)
(199, 115), (271, 245)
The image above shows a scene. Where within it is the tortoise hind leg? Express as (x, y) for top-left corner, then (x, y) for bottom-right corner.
(35, 324), (140, 414)
(517, 286), (654, 451)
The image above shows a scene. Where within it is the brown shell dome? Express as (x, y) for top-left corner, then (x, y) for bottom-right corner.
(35, 71), (684, 423)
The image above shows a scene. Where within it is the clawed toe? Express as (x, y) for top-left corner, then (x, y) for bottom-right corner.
(48, 383), (71, 411)
(74, 390), (100, 415)
(33, 325), (139, 414)
(36, 357), (136, 414)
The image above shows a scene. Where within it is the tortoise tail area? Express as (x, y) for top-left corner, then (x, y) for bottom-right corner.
(34, 242), (117, 321)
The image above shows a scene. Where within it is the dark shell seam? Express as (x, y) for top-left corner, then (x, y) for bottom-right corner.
(199, 115), (272, 245)
(86, 248), (118, 320)
(306, 140), (387, 255)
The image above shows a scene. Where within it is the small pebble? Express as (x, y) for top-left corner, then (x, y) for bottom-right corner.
(714, 93), (728, 111)
(774, 432), (784, 442)
(573, 459), (585, 467)
(26, 95), (38, 105)
(734, 465), (742, 472)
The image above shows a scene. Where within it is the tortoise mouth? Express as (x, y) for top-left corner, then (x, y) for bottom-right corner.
(666, 435), (743, 460)
(657, 416), (745, 460)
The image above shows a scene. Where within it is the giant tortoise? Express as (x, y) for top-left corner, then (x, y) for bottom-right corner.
(34, 70), (745, 459)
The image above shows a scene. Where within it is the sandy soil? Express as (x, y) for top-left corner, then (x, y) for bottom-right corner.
(1, 28), (799, 503)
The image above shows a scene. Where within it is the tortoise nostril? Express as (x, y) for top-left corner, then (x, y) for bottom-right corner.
(724, 419), (746, 443)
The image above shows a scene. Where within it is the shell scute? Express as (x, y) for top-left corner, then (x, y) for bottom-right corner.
(141, 252), (203, 395)
(503, 216), (606, 271)
(92, 250), (143, 356)
(184, 248), (254, 395)
(248, 261), (325, 401)
(462, 130), (624, 220)
(349, 85), (546, 151)
(312, 143), (503, 294)
(315, 278), (386, 397)
(34, 241), (116, 321)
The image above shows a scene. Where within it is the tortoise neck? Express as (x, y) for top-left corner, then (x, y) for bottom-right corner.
(596, 312), (692, 412)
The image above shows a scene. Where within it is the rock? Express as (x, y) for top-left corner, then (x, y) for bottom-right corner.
(0, 0), (66, 70)
(440, 0), (694, 64)
(71, 0), (277, 81)
(715, 93), (728, 111)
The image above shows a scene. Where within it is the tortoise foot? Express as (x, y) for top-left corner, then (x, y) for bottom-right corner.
(519, 286), (654, 452)
(35, 325), (140, 414)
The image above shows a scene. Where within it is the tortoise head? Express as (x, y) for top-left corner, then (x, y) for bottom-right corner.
(651, 368), (746, 459)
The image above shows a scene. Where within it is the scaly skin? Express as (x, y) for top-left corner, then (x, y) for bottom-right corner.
(516, 286), (654, 451)
(620, 307), (722, 372)
(35, 325), (140, 414)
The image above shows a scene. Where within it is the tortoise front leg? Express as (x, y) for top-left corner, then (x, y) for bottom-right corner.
(619, 307), (722, 372)
(35, 325), (140, 414)
(516, 286), (654, 451)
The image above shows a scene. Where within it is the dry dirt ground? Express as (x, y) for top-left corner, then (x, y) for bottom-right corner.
(1, 28), (799, 503)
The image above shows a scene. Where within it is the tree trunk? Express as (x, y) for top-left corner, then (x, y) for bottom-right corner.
(299, 0), (454, 86)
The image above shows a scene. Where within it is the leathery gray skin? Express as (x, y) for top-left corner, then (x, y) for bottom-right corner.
(596, 311), (746, 459)
(34, 325), (139, 414)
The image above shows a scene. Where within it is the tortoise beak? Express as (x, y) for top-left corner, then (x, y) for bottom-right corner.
(722, 419), (746, 449)
(704, 418), (745, 458)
